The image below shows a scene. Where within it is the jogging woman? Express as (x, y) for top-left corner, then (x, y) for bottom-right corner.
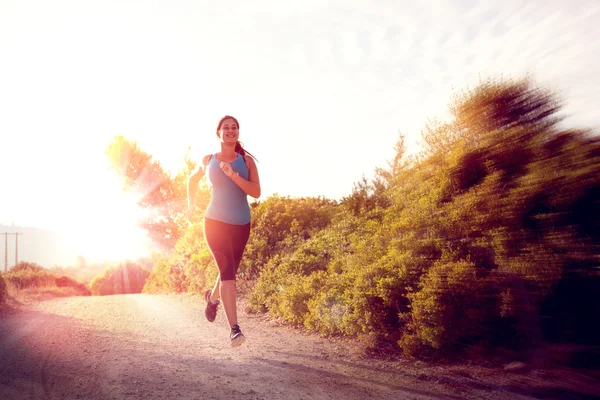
(186, 115), (261, 347)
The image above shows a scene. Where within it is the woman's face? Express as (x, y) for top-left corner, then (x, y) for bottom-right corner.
(218, 118), (239, 144)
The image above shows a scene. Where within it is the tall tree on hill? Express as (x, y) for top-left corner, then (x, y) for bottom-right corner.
(105, 136), (211, 250)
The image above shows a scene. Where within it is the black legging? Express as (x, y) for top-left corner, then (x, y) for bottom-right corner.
(203, 217), (251, 281)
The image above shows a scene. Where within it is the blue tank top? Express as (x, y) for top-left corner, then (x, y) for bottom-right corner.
(204, 153), (251, 225)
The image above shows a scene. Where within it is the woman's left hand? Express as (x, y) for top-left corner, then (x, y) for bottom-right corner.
(219, 162), (235, 178)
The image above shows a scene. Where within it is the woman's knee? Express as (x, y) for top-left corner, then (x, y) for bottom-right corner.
(220, 271), (236, 281)
(220, 279), (236, 286)
(211, 253), (235, 280)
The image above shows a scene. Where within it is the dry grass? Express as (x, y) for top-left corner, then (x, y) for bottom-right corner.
(6, 282), (86, 304)
(2, 263), (91, 307)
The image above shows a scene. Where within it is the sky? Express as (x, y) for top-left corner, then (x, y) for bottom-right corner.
(1, 0), (599, 264)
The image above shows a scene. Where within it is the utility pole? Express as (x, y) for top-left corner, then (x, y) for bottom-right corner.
(15, 232), (21, 267)
(2, 232), (23, 271)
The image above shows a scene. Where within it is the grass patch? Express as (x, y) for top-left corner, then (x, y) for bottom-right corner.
(3, 262), (91, 304)
(6, 284), (89, 304)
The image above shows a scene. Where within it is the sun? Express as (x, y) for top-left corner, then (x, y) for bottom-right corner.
(62, 178), (151, 263)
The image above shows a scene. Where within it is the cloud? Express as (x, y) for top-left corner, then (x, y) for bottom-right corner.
(1, 0), (599, 214)
(299, 1), (600, 126)
(248, 0), (600, 190)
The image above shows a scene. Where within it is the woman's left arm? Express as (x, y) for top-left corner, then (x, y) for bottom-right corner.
(232, 157), (261, 199)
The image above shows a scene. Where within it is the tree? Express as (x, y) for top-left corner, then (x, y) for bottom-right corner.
(105, 136), (210, 249)
(450, 77), (562, 143)
(248, 77), (600, 359)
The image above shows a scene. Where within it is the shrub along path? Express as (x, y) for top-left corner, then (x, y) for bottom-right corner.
(0, 294), (597, 399)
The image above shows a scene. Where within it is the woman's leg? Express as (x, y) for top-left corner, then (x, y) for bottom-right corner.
(231, 222), (251, 276)
(219, 279), (238, 328)
(224, 223), (251, 346)
(209, 275), (221, 302)
(203, 218), (250, 346)
(217, 222), (250, 328)
(203, 218), (235, 323)
(219, 222), (251, 328)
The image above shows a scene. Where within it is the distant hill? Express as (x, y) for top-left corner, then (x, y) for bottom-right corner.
(1, 224), (83, 270)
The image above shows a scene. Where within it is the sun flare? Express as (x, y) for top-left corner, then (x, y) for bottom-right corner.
(61, 177), (151, 263)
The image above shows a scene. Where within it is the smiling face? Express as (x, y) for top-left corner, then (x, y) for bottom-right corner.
(217, 117), (239, 145)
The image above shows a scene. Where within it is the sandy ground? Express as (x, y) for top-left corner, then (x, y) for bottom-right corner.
(0, 293), (598, 400)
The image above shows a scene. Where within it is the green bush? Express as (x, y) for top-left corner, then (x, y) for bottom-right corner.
(247, 77), (600, 358)
(142, 221), (217, 294)
(3, 262), (91, 297)
(55, 275), (92, 296)
(139, 77), (599, 359)
(243, 195), (338, 279)
(89, 261), (150, 296)
(4, 263), (56, 289)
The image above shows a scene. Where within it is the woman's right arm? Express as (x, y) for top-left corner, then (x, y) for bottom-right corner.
(187, 155), (211, 214)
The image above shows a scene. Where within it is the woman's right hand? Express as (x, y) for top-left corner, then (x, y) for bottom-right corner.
(220, 162), (235, 179)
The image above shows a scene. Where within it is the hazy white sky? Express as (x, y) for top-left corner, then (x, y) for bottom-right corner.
(1, 0), (599, 263)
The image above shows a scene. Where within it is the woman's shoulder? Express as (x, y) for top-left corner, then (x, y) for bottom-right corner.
(243, 154), (256, 168)
(202, 154), (214, 167)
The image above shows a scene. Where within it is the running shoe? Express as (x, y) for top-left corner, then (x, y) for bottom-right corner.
(230, 324), (246, 347)
(204, 289), (219, 322)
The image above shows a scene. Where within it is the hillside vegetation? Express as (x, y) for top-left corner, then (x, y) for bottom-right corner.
(0, 260), (153, 303)
(2, 262), (91, 302)
(49, 257), (154, 284)
(110, 77), (599, 360)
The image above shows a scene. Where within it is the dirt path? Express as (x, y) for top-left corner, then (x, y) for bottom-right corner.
(0, 294), (597, 400)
